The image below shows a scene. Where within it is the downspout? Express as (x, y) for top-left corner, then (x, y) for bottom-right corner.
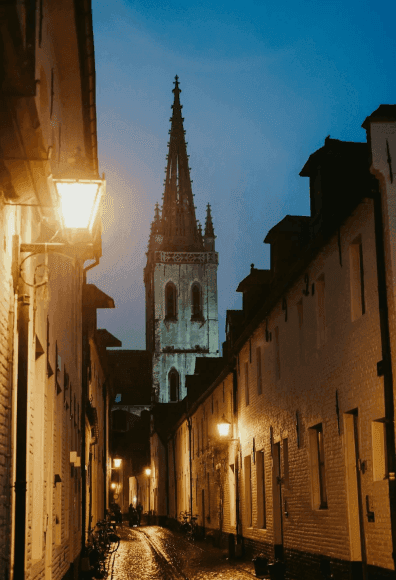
(13, 234), (30, 580)
(81, 289), (89, 555)
(187, 417), (193, 518)
(81, 261), (98, 550)
(103, 380), (107, 517)
(172, 436), (177, 519)
(7, 289), (17, 580)
(165, 443), (169, 517)
(372, 183), (396, 570)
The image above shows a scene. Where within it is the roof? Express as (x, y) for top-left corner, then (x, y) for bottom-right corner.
(83, 284), (115, 309)
(236, 267), (272, 293)
(299, 137), (367, 177)
(96, 329), (122, 348)
(108, 350), (152, 405)
(362, 105), (396, 129)
(264, 215), (310, 244)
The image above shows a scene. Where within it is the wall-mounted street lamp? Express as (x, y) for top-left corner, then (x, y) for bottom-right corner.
(12, 172), (105, 291)
(111, 483), (116, 490)
(218, 415), (232, 437)
(145, 468), (151, 521)
(53, 177), (103, 233)
(113, 458), (122, 468)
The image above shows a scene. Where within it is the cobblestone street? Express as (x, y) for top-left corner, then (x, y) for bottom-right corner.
(105, 525), (261, 580)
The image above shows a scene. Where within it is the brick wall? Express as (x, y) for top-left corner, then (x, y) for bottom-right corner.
(166, 199), (395, 576)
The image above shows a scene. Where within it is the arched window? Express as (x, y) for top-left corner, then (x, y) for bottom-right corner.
(191, 283), (202, 319)
(165, 282), (177, 319)
(169, 369), (180, 402)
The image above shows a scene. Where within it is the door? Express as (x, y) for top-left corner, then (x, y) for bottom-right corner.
(272, 442), (283, 558)
(344, 411), (367, 580)
(201, 489), (205, 535)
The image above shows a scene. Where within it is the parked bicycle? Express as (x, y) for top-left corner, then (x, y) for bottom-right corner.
(179, 511), (198, 541)
(81, 517), (120, 579)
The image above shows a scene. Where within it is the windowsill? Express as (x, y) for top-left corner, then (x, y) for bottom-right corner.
(165, 316), (178, 322)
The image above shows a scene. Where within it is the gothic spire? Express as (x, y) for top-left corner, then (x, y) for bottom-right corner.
(160, 76), (203, 251)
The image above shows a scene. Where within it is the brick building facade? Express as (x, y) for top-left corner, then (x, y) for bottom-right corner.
(150, 107), (396, 580)
(0, 2), (113, 578)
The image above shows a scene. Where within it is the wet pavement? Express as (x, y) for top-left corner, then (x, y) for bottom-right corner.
(105, 524), (260, 580)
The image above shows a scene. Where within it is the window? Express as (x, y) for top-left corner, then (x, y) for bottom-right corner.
(372, 420), (387, 481)
(169, 369), (179, 401)
(309, 424), (328, 509)
(316, 274), (326, 348)
(244, 455), (252, 527)
(350, 238), (365, 321)
(256, 347), (262, 395)
(256, 451), (266, 528)
(296, 299), (304, 364)
(274, 326), (280, 380)
(191, 283), (202, 319)
(207, 472), (211, 519)
(244, 362), (249, 405)
(282, 438), (289, 488)
(165, 282), (177, 319)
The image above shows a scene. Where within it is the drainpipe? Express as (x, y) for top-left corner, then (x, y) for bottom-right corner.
(372, 182), (396, 570)
(103, 380), (107, 517)
(13, 235), (30, 580)
(81, 287), (89, 555)
(172, 437), (177, 519)
(187, 417), (193, 518)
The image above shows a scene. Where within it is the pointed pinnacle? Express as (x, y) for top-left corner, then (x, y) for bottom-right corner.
(205, 203), (215, 237)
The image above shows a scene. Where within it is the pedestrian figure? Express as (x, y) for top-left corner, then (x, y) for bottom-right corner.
(136, 502), (143, 526)
(128, 504), (137, 527)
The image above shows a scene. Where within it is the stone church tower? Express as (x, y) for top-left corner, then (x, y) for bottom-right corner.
(144, 77), (219, 403)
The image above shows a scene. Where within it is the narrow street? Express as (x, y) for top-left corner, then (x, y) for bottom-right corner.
(105, 525), (260, 580)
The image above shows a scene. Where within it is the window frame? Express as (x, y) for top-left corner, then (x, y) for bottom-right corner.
(191, 282), (203, 320)
(165, 281), (177, 320)
(169, 368), (180, 402)
(309, 423), (328, 509)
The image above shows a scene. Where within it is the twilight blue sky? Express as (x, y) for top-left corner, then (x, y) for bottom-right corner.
(88, 0), (395, 350)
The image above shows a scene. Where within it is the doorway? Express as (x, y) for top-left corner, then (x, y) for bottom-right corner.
(344, 411), (367, 580)
(272, 442), (283, 559)
(201, 489), (205, 536)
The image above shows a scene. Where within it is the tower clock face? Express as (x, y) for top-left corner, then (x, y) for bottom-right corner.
(155, 235), (163, 243)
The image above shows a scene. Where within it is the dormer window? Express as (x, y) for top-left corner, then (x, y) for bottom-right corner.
(169, 368), (180, 402)
(191, 283), (202, 320)
(165, 282), (177, 320)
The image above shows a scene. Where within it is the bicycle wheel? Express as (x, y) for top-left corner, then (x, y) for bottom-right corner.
(106, 532), (120, 554)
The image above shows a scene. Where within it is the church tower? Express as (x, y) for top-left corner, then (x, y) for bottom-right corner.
(144, 77), (219, 403)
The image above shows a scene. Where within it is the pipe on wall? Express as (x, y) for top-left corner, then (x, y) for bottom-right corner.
(13, 235), (30, 579)
(372, 182), (396, 571)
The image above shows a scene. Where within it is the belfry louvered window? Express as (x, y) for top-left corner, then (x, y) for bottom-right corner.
(165, 282), (177, 319)
(191, 283), (202, 319)
(169, 368), (179, 402)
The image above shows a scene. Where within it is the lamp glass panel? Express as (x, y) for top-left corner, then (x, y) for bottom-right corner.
(218, 422), (231, 436)
(56, 182), (100, 230)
